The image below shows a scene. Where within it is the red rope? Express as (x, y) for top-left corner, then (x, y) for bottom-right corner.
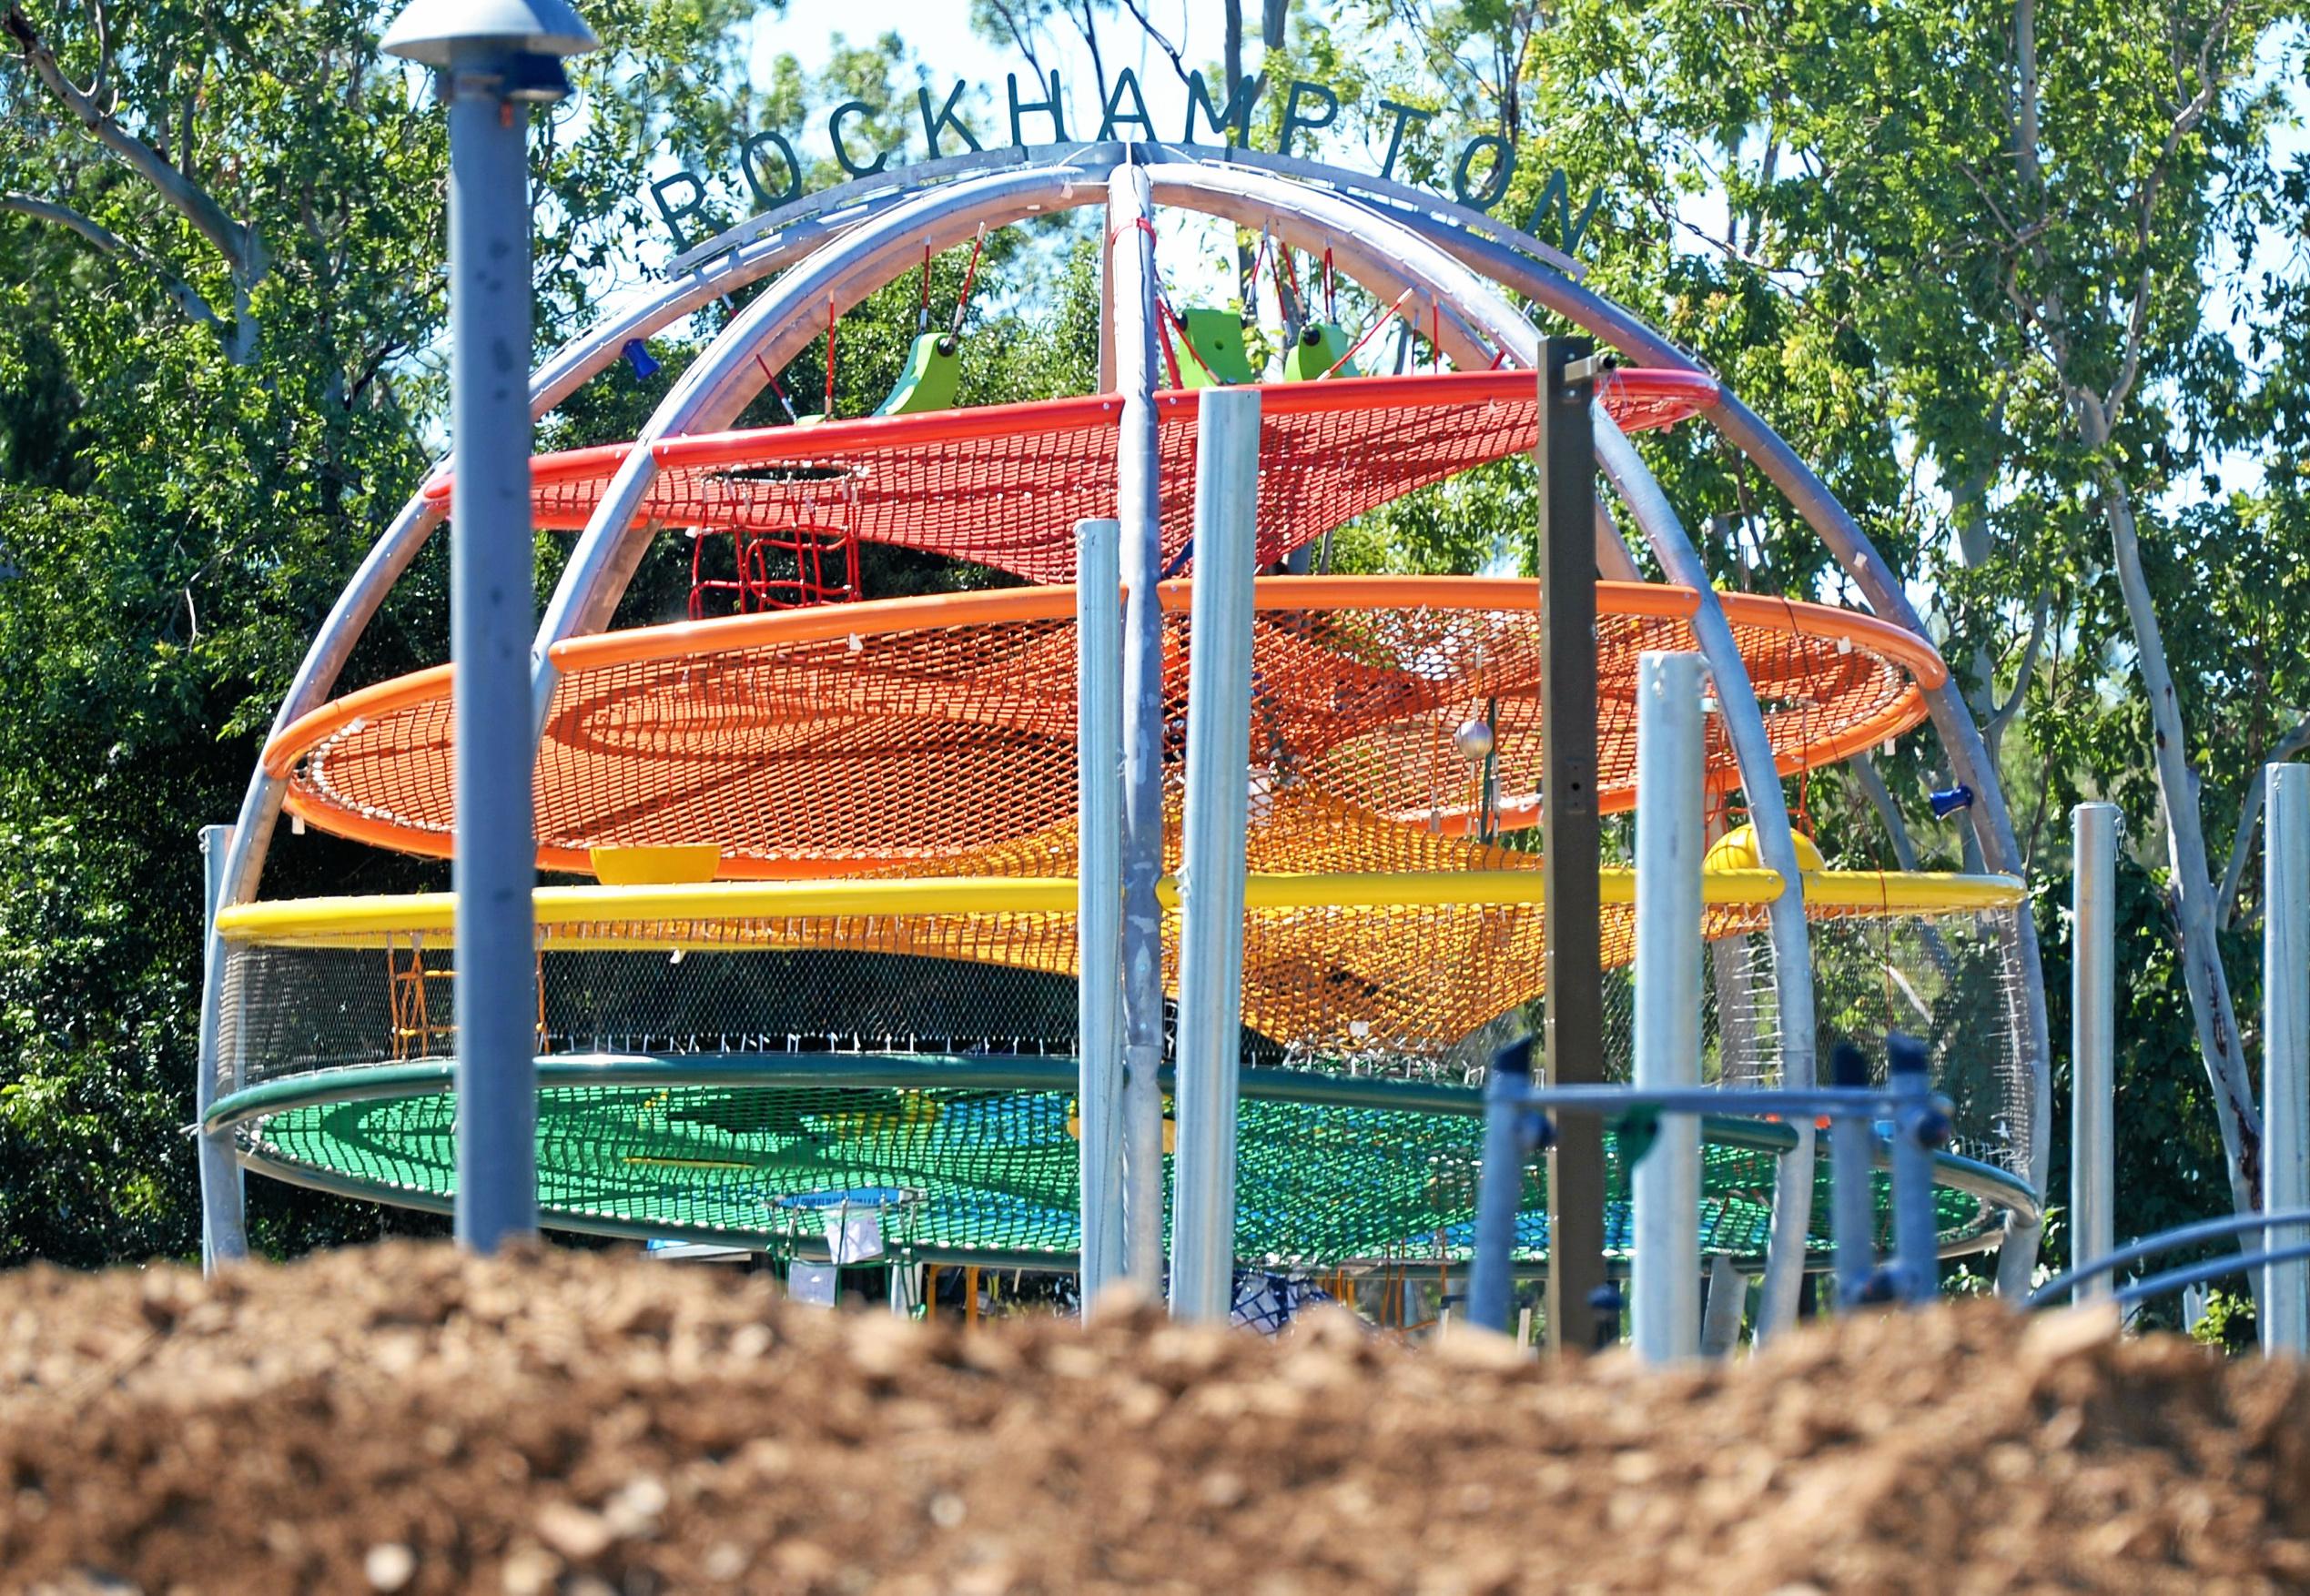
(950, 224), (988, 337)
(1318, 287), (1413, 380)
(822, 294), (837, 417)
(1154, 296), (1187, 389)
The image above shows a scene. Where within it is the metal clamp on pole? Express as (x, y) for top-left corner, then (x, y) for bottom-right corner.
(382, 0), (600, 1255)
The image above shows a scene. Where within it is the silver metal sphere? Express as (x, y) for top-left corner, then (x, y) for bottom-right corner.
(1453, 718), (1494, 762)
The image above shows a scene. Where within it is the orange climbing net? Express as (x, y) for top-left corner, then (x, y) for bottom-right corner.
(421, 369), (1720, 582)
(268, 576), (1942, 879)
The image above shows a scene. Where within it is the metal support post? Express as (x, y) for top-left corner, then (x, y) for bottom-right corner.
(1106, 162), (1169, 1292)
(2264, 767), (2309, 1355)
(385, 0), (599, 1253)
(1468, 1039), (1542, 1333)
(2072, 803), (2119, 1304)
(1537, 338), (1607, 1351)
(196, 824), (248, 1270)
(1075, 518), (1126, 1308)
(1169, 388), (1261, 1321)
(1699, 1256), (1745, 1357)
(1631, 652), (1704, 1361)
(1887, 1034), (1940, 1304)
(1829, 1042), (1875, 1306)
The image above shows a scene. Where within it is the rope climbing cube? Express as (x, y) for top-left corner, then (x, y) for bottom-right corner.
(195, 146), (2048, 1344)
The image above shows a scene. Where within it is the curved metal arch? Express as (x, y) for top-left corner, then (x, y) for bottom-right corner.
(520, 154), (1835, 1326)
(1373, 203), (2053, 1276)
(202, 145), (2043, 1287)
(531, 161), (1104, 718)
(1592, 413), (1819, 1339)
(192, 169), (1024, 1246)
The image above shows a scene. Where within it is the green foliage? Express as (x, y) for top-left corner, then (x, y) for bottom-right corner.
(0, 0), (781, 1264)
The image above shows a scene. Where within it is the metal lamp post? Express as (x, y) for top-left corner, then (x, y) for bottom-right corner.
(382, 0), (599, 1254)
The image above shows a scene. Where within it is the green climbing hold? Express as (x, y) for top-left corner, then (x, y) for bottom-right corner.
(1173, 308), (1258, 388)
(875, 331), (965, 417)
(1282, 322), (1358, 381)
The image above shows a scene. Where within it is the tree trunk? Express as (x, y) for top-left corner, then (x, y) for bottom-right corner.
(2082, 389), (2262, 1216)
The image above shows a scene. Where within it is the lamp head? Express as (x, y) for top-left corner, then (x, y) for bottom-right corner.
(380, 0), (600, 69)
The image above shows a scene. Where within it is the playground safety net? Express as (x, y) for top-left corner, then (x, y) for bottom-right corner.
(210, 884), (2033, 1268)
(451, 369), (1721, 583)
(269, 581), (1940, 875)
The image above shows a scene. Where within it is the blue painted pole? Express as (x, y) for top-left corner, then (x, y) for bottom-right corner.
(444, 56), (542, 1253)
(1467, 1039), (1538, 1334)
(388, 2), (600, 1251)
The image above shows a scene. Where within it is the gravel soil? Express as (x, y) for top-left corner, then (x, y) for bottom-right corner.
(3, 1242), (2306, 1594)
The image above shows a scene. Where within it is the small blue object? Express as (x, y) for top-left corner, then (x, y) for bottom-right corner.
(774, 1186), (910, 1211)
(1929, 783), (1974, 819)
(621, 337), (661, 381)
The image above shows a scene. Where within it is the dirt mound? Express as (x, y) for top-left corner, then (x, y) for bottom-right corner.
(2, 1243), (2306, 1594)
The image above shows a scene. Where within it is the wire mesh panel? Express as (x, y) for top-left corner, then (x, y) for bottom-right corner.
(213, 874), (2038, 1268)
(268, 581), (1941, 874)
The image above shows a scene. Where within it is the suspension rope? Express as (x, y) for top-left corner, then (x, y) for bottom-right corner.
(949, 223), (988, 338)
(1318, 287), (1414, 381)
(822, 294), (838, 417)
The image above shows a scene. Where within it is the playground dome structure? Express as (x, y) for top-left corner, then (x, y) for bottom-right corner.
(197, 144), (2049, 1336)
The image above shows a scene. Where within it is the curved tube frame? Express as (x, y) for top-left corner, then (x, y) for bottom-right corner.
(1373, 209), (2054, 1266)
(1592, 414), (1819, 1338)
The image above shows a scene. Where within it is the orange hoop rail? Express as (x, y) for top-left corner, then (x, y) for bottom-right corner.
(412, 370), (1725, 585)
(266, 578), (1944, 877)
(420, 370), (1721, 506)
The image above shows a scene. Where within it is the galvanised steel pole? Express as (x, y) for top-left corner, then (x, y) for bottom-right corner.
(196, 823), (248, 1270)
(1169, 388), (1261, 1321)
(2264, 767), (2309, 1356)
(1105, 161), (1170, 1292)
(1075, 517), (1127, 1308)
(1631, 652), (1705, 1361)
(2072, 803), (2120, 1305)
(386, 1), (599, 1253)
(446, 60), (540, 1252)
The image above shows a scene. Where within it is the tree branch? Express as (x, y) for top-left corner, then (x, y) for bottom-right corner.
(2216, 715), (2310, 932)
(3, 5), (263, 287)
(0, 190), (224, 330)
(1985, 588), (2052, 753)
(1114, 0), (1193, 86)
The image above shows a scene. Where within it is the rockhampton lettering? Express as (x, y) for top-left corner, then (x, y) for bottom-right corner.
(648, 69), (1602, 260)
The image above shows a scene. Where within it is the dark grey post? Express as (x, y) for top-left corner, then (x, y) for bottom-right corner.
(382, 0), (598, 1253)
(1538, 339), (1606, 1350)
